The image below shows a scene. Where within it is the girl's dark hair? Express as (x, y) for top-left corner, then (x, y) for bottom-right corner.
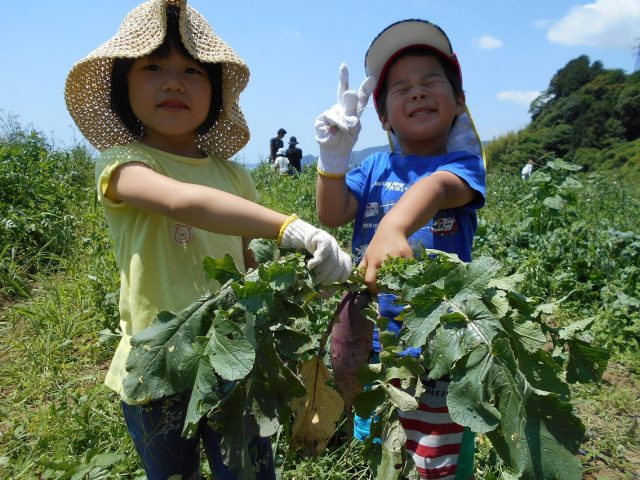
(110, 5), (223, 138)
(375, 47), (463, 117)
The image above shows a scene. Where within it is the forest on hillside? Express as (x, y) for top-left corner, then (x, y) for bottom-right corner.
(486, 55), (640, 176)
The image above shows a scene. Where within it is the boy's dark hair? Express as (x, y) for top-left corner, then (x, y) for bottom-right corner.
(277, 128), (287, 135)
(375, 47), (463, 117)
(110, 5), (223, 138)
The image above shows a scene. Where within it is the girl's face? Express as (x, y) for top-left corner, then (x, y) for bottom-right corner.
(379, 54), (465, 156)
(127, 46), (212, 156)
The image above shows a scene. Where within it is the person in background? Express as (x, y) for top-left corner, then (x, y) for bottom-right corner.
(521, 159), (537, 180)
(314, 19), (486, 479)
(275, 147), (291, 175)
(269, 127), (286, 163)
(285, 135), (303, 174)
(64, 0), (351, 478)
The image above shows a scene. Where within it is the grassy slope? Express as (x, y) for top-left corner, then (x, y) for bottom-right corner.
(1, 160), (639, 479)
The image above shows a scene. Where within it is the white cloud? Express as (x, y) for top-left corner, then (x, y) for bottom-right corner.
(473, 35), (504, 49)
(547, 0), (640, 48)
(533, 19), (553, 29)
(496, 90), (541, 106)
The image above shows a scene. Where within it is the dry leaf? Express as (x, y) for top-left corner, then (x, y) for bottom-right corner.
(290, 356), (344, 457)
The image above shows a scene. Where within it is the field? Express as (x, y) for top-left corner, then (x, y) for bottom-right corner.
(1, 128), (639, 479)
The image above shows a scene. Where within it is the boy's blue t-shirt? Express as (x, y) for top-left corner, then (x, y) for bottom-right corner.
(346, 150), (486, 355)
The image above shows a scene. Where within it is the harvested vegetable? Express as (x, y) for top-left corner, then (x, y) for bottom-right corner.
(330, 291), (373, 415)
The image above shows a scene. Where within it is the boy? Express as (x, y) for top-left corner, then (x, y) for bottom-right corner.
(315, 20), (486, 479)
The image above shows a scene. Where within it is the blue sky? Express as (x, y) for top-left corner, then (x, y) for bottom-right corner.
(1, 0), (639, 165)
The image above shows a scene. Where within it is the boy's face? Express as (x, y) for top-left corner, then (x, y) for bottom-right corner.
(379, 54), (465, 156)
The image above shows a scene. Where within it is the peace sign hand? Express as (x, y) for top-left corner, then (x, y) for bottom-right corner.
(315, 63), (375, 177)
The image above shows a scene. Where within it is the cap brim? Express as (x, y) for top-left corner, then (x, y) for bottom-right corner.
(365, 20), (454, 79)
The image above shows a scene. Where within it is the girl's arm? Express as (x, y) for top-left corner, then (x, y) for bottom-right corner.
(361, 170), (475, 292)
(105, 162), (287, 238)
(105, 162), (352, 285)
(316, 175), (359, 228)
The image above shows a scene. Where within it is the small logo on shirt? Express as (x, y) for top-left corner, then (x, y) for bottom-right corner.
(373, 181), (407, 193)
(353, 244), (368, 264)
(174, 224), (194, 244)
(431, 217), (457, 235)
(364, 202), (379, 218)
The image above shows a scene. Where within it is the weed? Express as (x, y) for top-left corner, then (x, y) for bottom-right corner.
(1, 127), (639, 478)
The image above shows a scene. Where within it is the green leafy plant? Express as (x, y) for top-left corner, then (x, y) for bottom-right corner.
(123, 241), (320, 477)
(0, 124), (94, 299)
(354, 251), (608, 479)
(124, 242), (608, 480)
(2, 125), (638, 478)
(40, 448), (123, 480)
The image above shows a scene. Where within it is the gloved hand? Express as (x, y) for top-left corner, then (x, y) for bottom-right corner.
(315, 63), (376, 177)
(278, 215), (351, 284)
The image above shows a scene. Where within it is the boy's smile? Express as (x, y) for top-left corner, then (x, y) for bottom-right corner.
(380, 54), (465, 156)
(409, 107), (437, 117)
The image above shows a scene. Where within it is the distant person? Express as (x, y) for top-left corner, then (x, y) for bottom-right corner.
(521, 159), (537, 180)
(64, 0), (351, 477)
(286, 136), (303, 173)
(275, 147), (291, 175)
(269, 128), (286, 163)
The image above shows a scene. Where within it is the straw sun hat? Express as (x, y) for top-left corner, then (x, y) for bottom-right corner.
(65, 0), (249, 159)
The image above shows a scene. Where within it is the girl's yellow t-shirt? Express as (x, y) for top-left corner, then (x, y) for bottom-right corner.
(95, 143), (257, 404)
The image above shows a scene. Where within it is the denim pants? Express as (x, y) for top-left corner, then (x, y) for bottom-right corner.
(121, 392), (275, 480)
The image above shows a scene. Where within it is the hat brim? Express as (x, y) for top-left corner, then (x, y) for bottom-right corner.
(64, 0), (250, 159)
(365, 20), (454, 78)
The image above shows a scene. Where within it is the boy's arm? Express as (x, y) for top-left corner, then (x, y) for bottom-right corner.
(314, 64), (375, 227)
(361, 170), (476, 291)
(316, 175), (358, 227)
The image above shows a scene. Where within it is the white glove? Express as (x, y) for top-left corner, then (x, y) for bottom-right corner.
(315, 63), (376, 177)
(278, 216), (351, 284)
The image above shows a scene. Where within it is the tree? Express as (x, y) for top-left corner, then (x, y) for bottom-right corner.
(529, 90), (553, 121)
(490, 55), (636, 173)
(616, 82), (640, 140)
(548, 56), (602, 99)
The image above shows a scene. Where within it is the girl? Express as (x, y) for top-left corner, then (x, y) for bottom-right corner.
(64, 1), (350, 478)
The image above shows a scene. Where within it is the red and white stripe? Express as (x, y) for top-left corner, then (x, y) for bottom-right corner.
(397, 380), (464, 479)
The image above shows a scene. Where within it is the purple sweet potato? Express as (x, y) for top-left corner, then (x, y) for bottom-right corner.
(330, 291), (374, 414)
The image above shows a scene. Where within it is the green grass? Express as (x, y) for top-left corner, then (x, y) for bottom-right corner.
(1, 134), (639, 478)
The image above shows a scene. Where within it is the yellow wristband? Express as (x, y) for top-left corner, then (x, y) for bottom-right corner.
(276, 214), (299, 245)
(316, 167), (346, 179)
